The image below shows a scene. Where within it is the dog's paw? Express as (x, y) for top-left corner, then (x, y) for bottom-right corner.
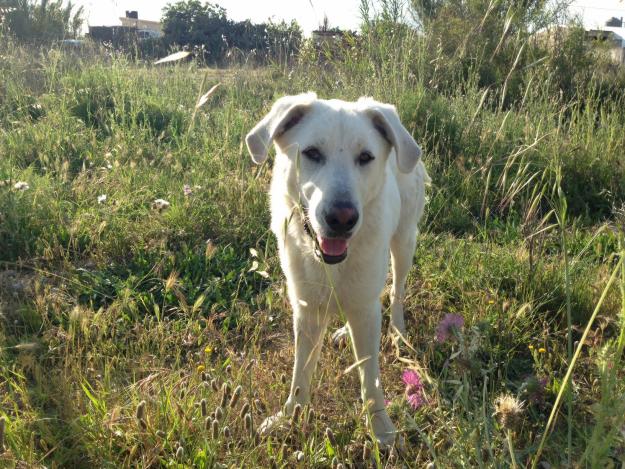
(389, 309), (406, 337)
(331, 325), (350, 347)
(369, 410), (399, 448)
(258, 411), (289, 436)
(388, 321), (406, 338)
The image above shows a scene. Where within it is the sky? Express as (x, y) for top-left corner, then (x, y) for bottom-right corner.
(76, 0), (362, 34)
(73, 0), (625, 35)
(569, 0), (625, 29)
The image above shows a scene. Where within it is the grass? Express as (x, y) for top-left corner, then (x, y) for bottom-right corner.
(0, 35), (624, 468)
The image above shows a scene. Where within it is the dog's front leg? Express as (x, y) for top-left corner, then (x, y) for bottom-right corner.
(285, 306), (330, 410)
(345, 301), (397, 446)
(260, 304), (329, 434)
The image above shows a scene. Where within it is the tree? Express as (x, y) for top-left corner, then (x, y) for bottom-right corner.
(162, 0), (230, 62)
(404, 0), (568, 96)
(161, 0), (302, 65)
(0, 0), (84, 43)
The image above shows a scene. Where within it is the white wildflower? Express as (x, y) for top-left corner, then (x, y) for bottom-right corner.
(14, 181), (29, 191)
(152, 198), (170, 211)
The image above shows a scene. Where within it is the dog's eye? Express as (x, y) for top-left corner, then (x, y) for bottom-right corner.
(357, 151), (375, 166)
(302, 147), (323, 163)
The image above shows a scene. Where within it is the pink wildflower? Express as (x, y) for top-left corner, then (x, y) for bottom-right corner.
(436, 313), (464, 343)
(183, 184), (193, 197)
(402, 369), (425, 410)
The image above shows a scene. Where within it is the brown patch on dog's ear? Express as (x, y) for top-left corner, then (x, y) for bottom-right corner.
(372, 115), (392, 145)
(246, 93), (317, 164)
(279, 109), (306, 136)
(359, 97), (422, 173)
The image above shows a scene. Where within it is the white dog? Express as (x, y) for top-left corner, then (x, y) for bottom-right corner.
(246, 93), (429, 445)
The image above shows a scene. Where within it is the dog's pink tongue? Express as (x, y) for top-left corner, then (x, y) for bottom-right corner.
(318, 237), (348, 256)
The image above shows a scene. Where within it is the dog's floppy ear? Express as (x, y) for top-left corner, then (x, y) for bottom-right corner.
(246, 92), (317, 164)
(358, 97), (422, 173)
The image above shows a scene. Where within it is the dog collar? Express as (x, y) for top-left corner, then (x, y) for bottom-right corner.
(302, 208), (315, 240)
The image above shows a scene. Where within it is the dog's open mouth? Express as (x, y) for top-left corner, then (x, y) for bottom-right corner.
(315, 236), (348, 264)
(302, 208), (349, 264)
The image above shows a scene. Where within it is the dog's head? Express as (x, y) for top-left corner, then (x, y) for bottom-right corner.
(246, 93), (421, 264)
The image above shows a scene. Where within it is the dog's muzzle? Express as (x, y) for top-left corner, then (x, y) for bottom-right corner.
(302, 210), (349, 265)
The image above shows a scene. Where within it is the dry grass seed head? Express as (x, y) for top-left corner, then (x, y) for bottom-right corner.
(0, 417), (5, 450)
(14, 342), (41, 352)
(239, 401), (250, 419)
(306, 407), (315, 424)
(494, 394), (525, 431)
(254, 398), (266, 413)
(229, 385), (242, 408)
(291, 403), (302, 424)
(135, 400), (146, 420)
(244, 413), (253, 433)
(325, 427), (337, 447)
(164, 270), (178, 292)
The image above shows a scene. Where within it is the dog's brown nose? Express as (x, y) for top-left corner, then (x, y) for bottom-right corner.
(325, 202), (359, 234)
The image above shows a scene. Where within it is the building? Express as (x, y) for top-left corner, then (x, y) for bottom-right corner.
(119, 11), (163, 38)
(586, 29), (625, 65)
(606, 17), (623, 28)
(88, 11), (163, 45)
(581, 15), (625, 65)
(312, 30), (344, 48)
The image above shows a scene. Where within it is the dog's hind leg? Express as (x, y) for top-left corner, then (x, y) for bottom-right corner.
(389, 227), (418, 336)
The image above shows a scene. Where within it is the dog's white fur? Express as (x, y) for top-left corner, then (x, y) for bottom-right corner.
(246, 93), (429, 445)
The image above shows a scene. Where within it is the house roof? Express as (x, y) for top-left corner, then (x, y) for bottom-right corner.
(119, 17), (162, 32)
